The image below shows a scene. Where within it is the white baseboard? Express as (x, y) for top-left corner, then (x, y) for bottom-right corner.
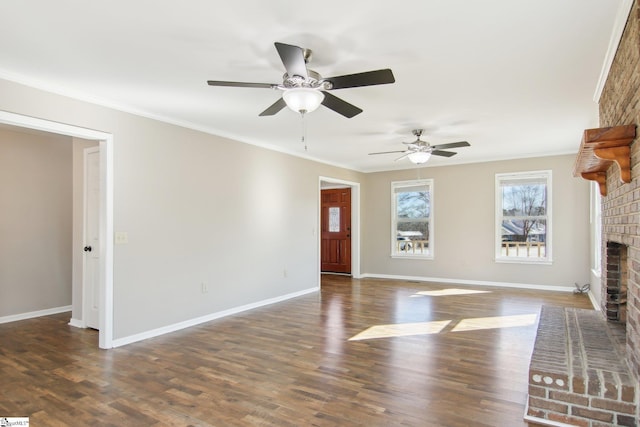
(359, 273), (576, 292)
(68, 318), (85, 328)
(112, 286), (319, 348)
(0, 305), (72, 324)
(587, 290), (601, 311)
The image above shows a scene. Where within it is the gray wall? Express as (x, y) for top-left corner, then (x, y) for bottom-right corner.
(0, 76), (592, 344)
(0, 127), (73, 316)
(0, 78), (362, 340)
(361, 154), (590, 288)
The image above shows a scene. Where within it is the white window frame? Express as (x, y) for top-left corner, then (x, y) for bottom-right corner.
(391, 179), (434, 259)
(590, 181), (602, 277)
(495, 170), (552, 264)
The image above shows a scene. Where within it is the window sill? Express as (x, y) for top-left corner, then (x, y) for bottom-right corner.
(495, 257), (552, 265)
(391, 254), (433, 260)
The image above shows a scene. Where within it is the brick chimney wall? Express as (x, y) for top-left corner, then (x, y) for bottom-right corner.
(598, 0), (640, 379)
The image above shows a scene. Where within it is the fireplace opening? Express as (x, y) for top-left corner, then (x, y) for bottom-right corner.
(605, 241), (628, 327)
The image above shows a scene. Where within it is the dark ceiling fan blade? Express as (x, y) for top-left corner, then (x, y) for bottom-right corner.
(431, 150), (457, 157)
(321, 92), (363, 118)
(324, 69), (395, 90)
(207, 80), (277, 89)
(258, 97), (287, 116)
(274, 42), (308, 79)
(368, 150), (407, 155)
(431, 141), (470, 150)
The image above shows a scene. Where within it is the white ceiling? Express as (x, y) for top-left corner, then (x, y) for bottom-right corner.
(0, 1), (626, 172)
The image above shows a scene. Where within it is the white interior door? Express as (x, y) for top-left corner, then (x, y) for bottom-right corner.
(84, 147), (100, 330)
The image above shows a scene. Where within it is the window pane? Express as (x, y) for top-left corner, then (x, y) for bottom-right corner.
(329, 207), (340, 232)
(396, 191), (430, 219)
(501, 219), (546, 243)
(397, 220), (429, 240)
(500, 219), (546, 257)
(397, 220), (430, 253)
(501, 182), (546, 217)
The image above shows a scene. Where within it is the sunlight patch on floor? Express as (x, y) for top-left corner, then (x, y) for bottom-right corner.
(349, 314), (538, 341)
(410, 288), (491, 297)
(451, 314), (537, 332)
(348, 320), (452, 341)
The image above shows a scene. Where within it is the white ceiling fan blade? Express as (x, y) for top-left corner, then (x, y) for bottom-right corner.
(395, 152), (411, 161)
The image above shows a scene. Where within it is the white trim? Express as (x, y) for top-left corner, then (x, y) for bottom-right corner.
(390, 254), (435, 260)
(587, 290), (601, 311)
(360, 273), (576, 292)
(593, 0), (634, 102)
(0, 70), (363, 173)
(68, 318), (85, 328)
(0, 110), (110, 140)
(319, 177), (361, 279)
(0, 70), (588, 176)
(101, 134), (114, 349)
(523, 399), (575, 427)
(0, 109), (114, 349)
(0, 306), (71, 324)
(112, 287), (318, 348)
(590, 182), (602, 276)
(495, 258), (552, 266)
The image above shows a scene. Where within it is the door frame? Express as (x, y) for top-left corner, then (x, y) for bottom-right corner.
(0, 110), (114, 349)
(318, 177), (360, 280)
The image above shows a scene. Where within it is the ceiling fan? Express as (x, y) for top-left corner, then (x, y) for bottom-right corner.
(369, 129), (471, 164)
(207, 42), (395, 118)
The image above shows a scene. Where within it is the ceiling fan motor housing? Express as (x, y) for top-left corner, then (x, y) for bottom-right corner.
(282, 69), (330, 90)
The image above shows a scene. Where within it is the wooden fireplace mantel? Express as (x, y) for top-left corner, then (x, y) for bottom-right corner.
(573, 125), (636, 196)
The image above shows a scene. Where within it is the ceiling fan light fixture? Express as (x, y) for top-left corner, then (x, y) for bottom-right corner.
(283, 87), (324, 114)
(407, 151), (431, 164)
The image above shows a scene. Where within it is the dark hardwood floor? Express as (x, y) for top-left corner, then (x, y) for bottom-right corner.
(0, 276), (593, 426)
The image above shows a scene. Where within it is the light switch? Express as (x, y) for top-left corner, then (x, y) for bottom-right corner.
(115, 231), (129, 244)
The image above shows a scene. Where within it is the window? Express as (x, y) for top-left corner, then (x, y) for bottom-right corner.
(391, 179), (433, 258)
(495, 171), (551, 263)
(590, 181), (602, 275)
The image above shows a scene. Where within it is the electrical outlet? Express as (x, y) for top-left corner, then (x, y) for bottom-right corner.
(283, 269), (287, 278)
(201, 283), (208, 293)
(114, 231), (128, 244)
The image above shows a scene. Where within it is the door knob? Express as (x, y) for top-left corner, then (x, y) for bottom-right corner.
(83, 246), (92, 252)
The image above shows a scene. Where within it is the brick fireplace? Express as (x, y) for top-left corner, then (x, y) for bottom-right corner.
(526, 2), (640, 425)
(605, 242), (628, 324)
(526, 239), (637, 425)
(598, 0), (640, 382)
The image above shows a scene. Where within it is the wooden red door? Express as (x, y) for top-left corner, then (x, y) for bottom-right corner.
(321, 188), (351, 274)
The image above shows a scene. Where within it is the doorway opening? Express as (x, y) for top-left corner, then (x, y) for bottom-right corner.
(0, 110), (114, 349)
(319, 177), (360, 280)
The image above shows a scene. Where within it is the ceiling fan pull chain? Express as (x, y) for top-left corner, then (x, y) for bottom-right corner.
(301, 112), (308, 151)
